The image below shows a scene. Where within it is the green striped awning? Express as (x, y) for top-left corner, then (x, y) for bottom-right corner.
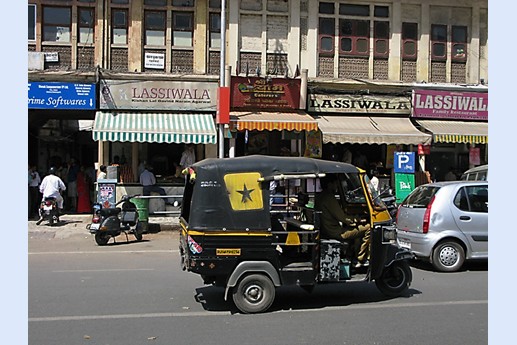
(416, 120), (488, 144)
(92, 112), (217, 144)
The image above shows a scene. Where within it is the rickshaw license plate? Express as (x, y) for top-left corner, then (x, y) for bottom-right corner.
(44, 206), (52, 211)
(398, 239), (411, 249)
(89, 224), (100, 231)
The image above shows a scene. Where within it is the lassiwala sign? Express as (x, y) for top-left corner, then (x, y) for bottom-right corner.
(100, 79), (218, 111)
(412, 89), (488, 120)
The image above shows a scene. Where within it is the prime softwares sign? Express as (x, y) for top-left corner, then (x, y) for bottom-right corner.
(28, 82), (96, 110)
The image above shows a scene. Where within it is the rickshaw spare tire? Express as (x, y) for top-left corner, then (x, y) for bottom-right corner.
(95, 232), (110, 246)
(232, 273), (275, 314)
(375, 260), (412, 297)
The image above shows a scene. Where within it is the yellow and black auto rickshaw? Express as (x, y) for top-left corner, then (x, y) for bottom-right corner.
(179, 155), (412, 313)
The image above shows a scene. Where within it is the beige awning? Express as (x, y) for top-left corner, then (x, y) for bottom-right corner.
(415, 120), (488, 144)
(230, 111), (318, 131)
(315, 116), (432, 145)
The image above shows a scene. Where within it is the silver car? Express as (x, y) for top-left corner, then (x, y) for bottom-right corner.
(396, 181), (488, 272)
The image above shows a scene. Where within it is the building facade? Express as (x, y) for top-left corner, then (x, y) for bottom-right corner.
(28, 0), (488, 187)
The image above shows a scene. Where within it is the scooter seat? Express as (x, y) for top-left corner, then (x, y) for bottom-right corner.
(99, 207), (122, 217)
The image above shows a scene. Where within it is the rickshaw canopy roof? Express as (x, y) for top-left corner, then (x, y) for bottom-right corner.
(192, 155), (360, 177)
(183, 155), (361, 231)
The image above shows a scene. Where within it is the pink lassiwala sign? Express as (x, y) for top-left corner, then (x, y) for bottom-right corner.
(412, 89), (488, 120)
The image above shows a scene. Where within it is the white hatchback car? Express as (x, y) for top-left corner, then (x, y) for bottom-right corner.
(396, 181), (488, 272)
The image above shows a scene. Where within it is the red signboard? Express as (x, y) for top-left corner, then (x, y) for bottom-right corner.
(216, 86), (230, 124)
(412, 89), (488, 120)
(230, 77), (301, 110)
(469, 147), (481, 165)
(418, 144), (431, 155)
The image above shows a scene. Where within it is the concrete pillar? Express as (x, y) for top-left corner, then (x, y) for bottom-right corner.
(417, 3), (430, 82)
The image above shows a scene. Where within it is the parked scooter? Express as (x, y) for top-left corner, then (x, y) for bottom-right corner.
(36, 196), (60, 226)
(87, 194), (144, 246)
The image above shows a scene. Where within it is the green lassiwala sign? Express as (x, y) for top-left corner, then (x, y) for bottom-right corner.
(395, 173), (415, 203)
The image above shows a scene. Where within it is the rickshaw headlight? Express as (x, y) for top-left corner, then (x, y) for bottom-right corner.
(382, 227), (397, 243)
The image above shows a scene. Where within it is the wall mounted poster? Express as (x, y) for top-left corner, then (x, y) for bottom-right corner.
(304, 131), (322, 158)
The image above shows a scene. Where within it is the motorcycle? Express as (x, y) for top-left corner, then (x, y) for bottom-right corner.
(380, 189), (398, 219)
(36, 196), (60, 226)
(87, 194), (144, 246)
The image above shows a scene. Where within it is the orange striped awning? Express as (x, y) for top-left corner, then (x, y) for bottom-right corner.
(230, 111), (318, 131)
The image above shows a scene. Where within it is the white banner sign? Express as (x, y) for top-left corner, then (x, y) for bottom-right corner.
(144, 52), (165, 69)
(309, 94), (411, 114)
(100, 79), (218, 111)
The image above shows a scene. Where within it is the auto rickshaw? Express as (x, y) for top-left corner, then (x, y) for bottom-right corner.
(179, 155), (413, 314)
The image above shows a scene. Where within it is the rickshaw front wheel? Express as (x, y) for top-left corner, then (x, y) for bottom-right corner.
(375, 260), (412, 297)
(232, 273), (275, 314)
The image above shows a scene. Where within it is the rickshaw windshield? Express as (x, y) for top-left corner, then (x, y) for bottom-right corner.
(364, 175), (388, 208)
(340, 173), (367, 204)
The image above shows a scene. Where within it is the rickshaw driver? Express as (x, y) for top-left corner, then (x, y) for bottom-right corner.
(315, 175), (371, 266)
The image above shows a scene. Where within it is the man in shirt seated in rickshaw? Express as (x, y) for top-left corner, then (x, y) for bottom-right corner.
(315, 175), (370, 267)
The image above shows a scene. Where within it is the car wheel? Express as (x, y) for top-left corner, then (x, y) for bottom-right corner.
(232, 274), (275, 314)
(375, 260), (412, 297)
(95, 232), (110, 246)
(432, 241), (465, 272)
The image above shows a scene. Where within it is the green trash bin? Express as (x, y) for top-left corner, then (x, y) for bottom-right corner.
(131, 197), (149, 233)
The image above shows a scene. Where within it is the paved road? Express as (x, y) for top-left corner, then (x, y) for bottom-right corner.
(28, 224), (488, 345)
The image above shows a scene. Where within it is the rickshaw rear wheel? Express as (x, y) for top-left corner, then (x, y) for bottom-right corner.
(232, 273), (275, 314)
(375, 260), (412, 297)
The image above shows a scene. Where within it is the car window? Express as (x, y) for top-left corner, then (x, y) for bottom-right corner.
(453, 186), (488, 213)
(400, 186), (440, 208)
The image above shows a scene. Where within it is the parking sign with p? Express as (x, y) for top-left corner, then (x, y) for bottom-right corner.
(394, 152), (416, 173)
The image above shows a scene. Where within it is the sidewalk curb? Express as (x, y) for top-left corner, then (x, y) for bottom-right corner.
(28, 214), (181, 238)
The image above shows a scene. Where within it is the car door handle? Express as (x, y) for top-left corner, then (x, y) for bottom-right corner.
(459, 216), (471, 221)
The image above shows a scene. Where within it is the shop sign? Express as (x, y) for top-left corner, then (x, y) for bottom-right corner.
(28, 82), (96, 110)
(231, 77), (301, 110)
(394, 152), (416, 173)
(44, 52), (59, 62)
(417, 144), (431, 155)
(395, 173), (415, 204)
(144, 52), (165, 69)
(469, 147), (481, 165)
(412, 89), (488, 120)
(308, 94), (411, 114)
(100, 79), (218, 111)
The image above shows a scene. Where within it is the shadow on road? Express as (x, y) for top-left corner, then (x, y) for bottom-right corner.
(409, 259), (488, 272)
(194, 283), (421, 314)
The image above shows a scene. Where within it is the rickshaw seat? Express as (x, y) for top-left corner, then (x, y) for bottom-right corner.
(285, 217), (314, 231)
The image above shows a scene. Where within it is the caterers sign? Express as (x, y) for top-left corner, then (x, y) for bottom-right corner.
(100, 79), (218, 111)
(308, 94), (411, 114)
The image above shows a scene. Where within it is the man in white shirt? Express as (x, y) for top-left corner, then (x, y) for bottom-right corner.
(180, 144), (196, 171)
(38, 167), (66, 223)
(139, 165), (172, 205)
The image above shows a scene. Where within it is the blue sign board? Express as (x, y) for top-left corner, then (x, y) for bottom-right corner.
(28, 82), (96, 110)
(394, 152), (416, 173)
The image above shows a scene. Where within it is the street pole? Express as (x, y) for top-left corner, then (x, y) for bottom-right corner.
(218, 0), (226, 159)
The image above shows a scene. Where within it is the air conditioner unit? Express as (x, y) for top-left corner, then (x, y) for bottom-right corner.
(28, 52), (44, 70)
